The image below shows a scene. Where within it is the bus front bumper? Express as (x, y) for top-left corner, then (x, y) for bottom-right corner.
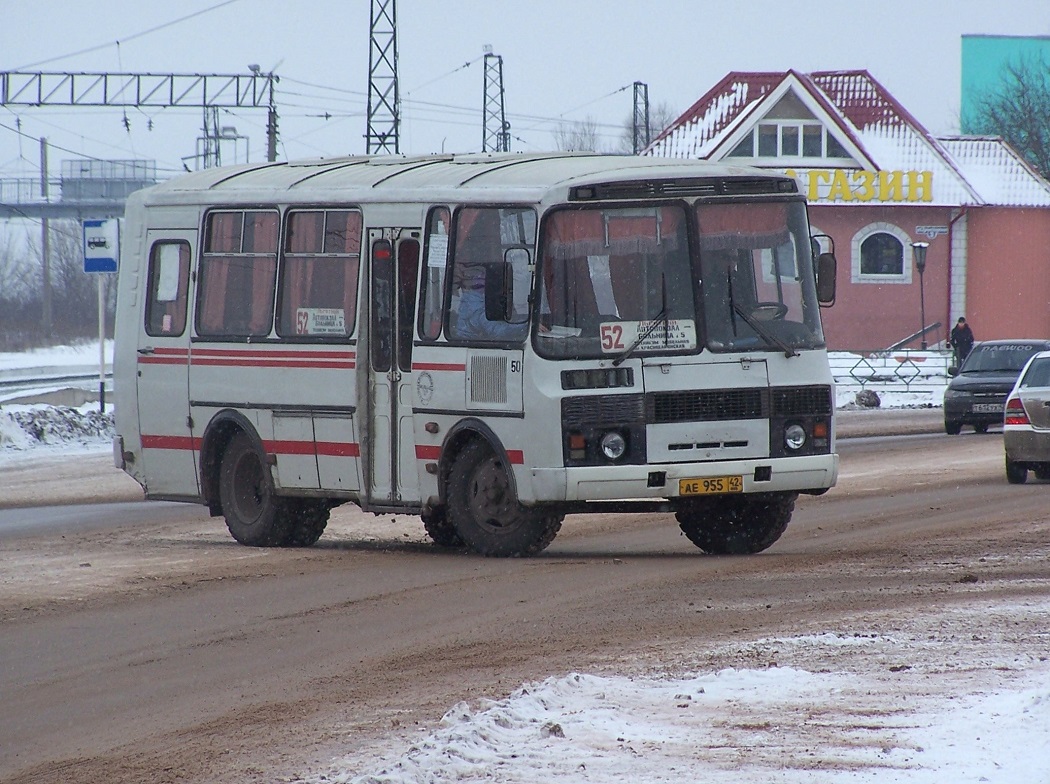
(528, 454), (838, 503)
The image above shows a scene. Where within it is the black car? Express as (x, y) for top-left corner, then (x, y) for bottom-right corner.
(943, 339), (1050, 434)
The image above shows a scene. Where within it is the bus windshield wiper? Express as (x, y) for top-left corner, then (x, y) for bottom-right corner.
(732, 303), (798, 358)
(612, 306), (669, 366)
(613, 277), (670, 367)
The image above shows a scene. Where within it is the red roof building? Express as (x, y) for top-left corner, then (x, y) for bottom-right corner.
(646, 70), (1050, 351)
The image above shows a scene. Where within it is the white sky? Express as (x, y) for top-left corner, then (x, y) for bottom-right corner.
(2, 0), (1049, 180)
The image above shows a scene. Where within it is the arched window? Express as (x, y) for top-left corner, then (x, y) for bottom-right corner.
(860, 233), (903, 275)
(850, 223), (912, 284)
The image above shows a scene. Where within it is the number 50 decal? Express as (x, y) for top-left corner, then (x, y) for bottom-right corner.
(600, 323), (624, 351)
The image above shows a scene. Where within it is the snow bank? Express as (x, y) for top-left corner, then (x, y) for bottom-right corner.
(0, 402), (113, 453)
(317, 661), (1050, 784)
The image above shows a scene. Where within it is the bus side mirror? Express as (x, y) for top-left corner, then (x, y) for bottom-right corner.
(485, 248), (531, 322)
(484, 263), (508, 322)
(816, 252), (836, 306)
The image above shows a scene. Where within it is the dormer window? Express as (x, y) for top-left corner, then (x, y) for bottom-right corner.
(729, 122), (850, 160)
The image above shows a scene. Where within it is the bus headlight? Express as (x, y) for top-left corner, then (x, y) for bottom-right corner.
(784, 423), (807, 451)
(599, 431), (627, 460)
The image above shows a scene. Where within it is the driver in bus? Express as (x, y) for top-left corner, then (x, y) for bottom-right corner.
(451, 211), (525, 341)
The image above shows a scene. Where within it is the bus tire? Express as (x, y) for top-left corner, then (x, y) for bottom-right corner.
(219, 431), (292, 547)
(280, 499), (330, 547)
(422, 506), (463, 548)
(446, 439), (562, 557)
(675, 492), (796, 555)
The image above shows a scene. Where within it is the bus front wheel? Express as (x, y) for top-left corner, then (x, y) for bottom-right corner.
(422, 505), (464, 548)
(675, 492), (796, 555)
(446, 439), (562, 557)
(219, 431), (292, 547)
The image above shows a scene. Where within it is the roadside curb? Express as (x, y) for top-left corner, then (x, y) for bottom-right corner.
(835, 408), (944, 439)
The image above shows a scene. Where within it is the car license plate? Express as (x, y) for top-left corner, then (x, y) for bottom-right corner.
(679, 475), (743, 496)
(972, 403), (1003, 413)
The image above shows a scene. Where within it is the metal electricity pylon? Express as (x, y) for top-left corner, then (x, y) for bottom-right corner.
(632, 81), (651, 154)
(482, 51), (509, 152)
(366, 0), (400, 154)
(0, 70), (280, 165)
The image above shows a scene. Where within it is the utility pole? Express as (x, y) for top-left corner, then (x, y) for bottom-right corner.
(482, 49), (510, 152)
(39, 138), (52, 338)
(366, 0), (400, 154)
(632, 81), (651, 154)
(266, 72), (279, 162)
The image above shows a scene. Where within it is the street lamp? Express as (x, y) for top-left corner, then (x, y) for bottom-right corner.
(912, 241), (930, 349)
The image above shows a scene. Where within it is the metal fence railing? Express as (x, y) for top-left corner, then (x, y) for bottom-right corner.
(830, 349), (951, 407)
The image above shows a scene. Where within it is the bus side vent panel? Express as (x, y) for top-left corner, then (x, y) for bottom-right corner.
(469, 355), (509, 404)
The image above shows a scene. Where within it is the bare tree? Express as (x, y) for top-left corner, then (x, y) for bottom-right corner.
(967, 53), (1050, 180)
(554, 116), (604, 152)
(615, 101), (679, 154)
(0, 220), (115, 348)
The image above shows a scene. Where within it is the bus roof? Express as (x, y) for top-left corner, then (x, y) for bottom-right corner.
(136, 153), (798, 207)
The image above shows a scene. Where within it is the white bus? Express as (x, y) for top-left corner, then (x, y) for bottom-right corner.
(113, 152), (838, 557)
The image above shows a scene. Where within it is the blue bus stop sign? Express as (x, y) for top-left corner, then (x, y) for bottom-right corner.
(83, 219), (119, 273)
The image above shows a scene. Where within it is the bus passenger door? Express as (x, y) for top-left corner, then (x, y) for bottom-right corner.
(366, 229), (421, 506)
(136, 231), (198, 497)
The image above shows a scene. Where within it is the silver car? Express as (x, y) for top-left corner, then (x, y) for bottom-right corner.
(1003, 350), (1050, 483)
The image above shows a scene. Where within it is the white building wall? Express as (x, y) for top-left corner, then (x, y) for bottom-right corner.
(949, 210), (968, 322)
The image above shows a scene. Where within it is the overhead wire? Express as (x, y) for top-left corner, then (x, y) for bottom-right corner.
(9, 0), (241, 70)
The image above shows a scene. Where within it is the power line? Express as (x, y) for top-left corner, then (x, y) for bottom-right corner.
(10, 0), (241, 70)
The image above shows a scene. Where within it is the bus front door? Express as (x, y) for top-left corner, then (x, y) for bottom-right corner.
(366, 230), (421, 507)
(136, 231), (198, 498)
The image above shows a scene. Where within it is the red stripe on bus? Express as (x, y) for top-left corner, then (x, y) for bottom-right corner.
(264, 440), (360, 457)
(141, 435), (358, 458)
(139, 355), (190, 365)
(141, 434), (199, 450)
(412, 362), (467, 372)
(190, 358), (355, 369)
(415, 444), (522, 464)
(192, 348), (355, 360)
(316, 441), (360, 457)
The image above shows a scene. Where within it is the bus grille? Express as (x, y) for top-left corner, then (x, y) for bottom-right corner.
(771, 385), (833, 416)
(562, 393), (645, 426)
(647, 385), (831, 424)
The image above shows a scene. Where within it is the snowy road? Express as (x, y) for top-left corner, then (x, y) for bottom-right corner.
(1, 429), (1048, 783)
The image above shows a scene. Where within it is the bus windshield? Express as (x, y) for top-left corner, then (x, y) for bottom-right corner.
(536, 205), (696, 360)
(697, 200), (824, 354)
(535, 200), (824, 359)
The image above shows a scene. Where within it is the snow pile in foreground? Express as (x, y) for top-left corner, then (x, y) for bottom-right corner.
(0, 402), (113, 453)
(316, 658), (1050, 784)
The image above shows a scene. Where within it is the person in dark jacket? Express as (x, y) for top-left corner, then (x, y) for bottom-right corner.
(950, 317), (975, 363)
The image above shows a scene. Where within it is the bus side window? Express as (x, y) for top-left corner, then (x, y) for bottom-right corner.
(197, 210), (279, 338)
(419, 206), (450, 340)
(145, 241), (190, 336)
(277, 209), (362, 338)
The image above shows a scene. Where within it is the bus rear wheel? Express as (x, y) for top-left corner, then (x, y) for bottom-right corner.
(219, 431), (292, 547)
(446, 440), (562, 557)
(675, 492), (796, 555)
(281, 499), (330, 547)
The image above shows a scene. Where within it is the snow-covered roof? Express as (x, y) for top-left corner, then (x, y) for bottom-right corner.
(647, 70), (1050, 208)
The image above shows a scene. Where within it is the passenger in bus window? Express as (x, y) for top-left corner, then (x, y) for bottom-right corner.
(450, 209), (527, 341)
